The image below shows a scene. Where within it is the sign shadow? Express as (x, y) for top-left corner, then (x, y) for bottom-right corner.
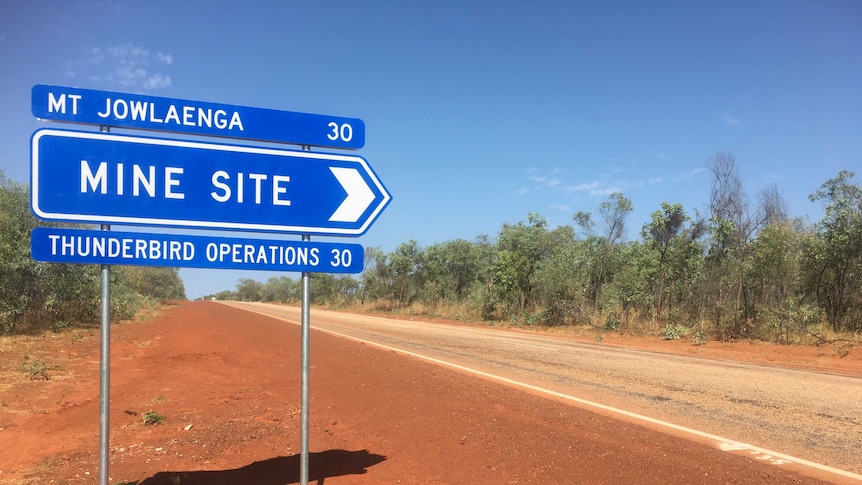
(137, 449), (386, 485)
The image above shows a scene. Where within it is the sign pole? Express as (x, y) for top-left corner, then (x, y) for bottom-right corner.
(98, 126), (111, 485)
(300, 144), (312, 485)
(300, 234), (310, 485)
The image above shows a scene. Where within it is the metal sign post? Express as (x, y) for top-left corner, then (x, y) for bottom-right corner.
(300, 144), (312, 485)
(301, 233), (311, 485)
(98, 126), (110, 485)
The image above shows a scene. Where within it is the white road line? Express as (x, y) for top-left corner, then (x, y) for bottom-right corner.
(225, 303), (862, 482)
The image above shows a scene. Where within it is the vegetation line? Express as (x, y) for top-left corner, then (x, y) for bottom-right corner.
(210, 156), (862, 345)
(1, 171), (186, 335)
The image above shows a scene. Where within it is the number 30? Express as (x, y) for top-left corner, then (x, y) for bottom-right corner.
(327, 122), (353, 142)
(331, 249), (352, 267)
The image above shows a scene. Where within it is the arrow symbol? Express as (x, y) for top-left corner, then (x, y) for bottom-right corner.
(329, 167), (376, 223)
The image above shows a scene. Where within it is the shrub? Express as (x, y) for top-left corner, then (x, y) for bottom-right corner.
(662, 324), (682, 340)
(604, 313), (621, 331)
(20, 356), (62, 380)
(142, 410), (166, 425)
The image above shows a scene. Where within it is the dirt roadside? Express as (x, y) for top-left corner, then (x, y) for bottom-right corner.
(0, 301), (855, 484)
(351, 308), (862, 379)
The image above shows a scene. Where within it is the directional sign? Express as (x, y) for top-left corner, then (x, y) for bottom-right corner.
(31, 129), (391, 236)
(31, 227), (364, 273)
(32, 84), (365, 149)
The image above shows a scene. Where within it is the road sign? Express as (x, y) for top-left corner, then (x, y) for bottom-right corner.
(31, 129), (391, 236)
(32, 84), (365, 149)
(31, 227), (364, 273)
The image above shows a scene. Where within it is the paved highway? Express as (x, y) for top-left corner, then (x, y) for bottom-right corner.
(223, 301), (862, 481)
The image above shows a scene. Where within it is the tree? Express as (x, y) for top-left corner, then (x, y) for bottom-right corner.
(759, 184), (789, 225)
(573, 193), (633, 308)
(642, 202), (688, 317)
(359, 247), (386, 305)
(489, 213), (558, 319)
(601, 241), (657, 324)
(704, 153), (762, 337)
(417, 243), (450, 307)
(263, 276), (297, 303)
(747, 218), (811, 340)
(807, 171), (862, 331)
(533, 230), (588, 325)
(599, 192), (633, 245)
(235, 278), (265, 302)
(0, 172), (42, 331)
(1, 170), (147, 333)
(120, 266), (186, 300)
(419, 239), (486, 306)
(387, 240), (424, 309)
(310, 273), (336, 304)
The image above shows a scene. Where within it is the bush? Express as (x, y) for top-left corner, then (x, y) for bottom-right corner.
(0, 172), (173, 335)
(662, 324), (683, 340)
(20, 356), (62, 380)
(604, 313), (621, 331)
(142, 411), (166, 425)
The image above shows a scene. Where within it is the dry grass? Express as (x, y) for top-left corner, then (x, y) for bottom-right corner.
(320, 301), (862, 348)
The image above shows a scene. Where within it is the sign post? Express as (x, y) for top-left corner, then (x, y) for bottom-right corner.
(98, 223), (110, 485)
(300, 142), (312, 485)
(98, 127), (110, 485)
(301, 236), (311, 485)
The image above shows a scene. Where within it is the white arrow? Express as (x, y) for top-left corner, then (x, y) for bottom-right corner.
(329, 167), (376, 223)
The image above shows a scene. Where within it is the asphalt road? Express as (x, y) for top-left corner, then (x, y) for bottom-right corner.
(222, 301), (862, 480)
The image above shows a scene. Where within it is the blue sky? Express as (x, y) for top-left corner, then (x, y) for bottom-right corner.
(1, 1), (860, 300)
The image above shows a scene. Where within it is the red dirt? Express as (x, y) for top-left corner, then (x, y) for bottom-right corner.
(0, 301), (857, 484)
(373, 310), (862, 379)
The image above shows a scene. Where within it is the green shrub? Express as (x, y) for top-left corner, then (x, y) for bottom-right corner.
(142, 410), (166, 425)
(604, 313), (621, 331)
(20, 356), (62, 380)
(662, 324), (682, 340)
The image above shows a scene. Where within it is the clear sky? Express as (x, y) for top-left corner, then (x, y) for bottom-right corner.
(1, 1), (860, 300)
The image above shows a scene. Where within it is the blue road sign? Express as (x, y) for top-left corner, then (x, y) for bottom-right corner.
(32, 227), (364, 273)
(32, 84), (365, 149)
(31, 129), (391, 236)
